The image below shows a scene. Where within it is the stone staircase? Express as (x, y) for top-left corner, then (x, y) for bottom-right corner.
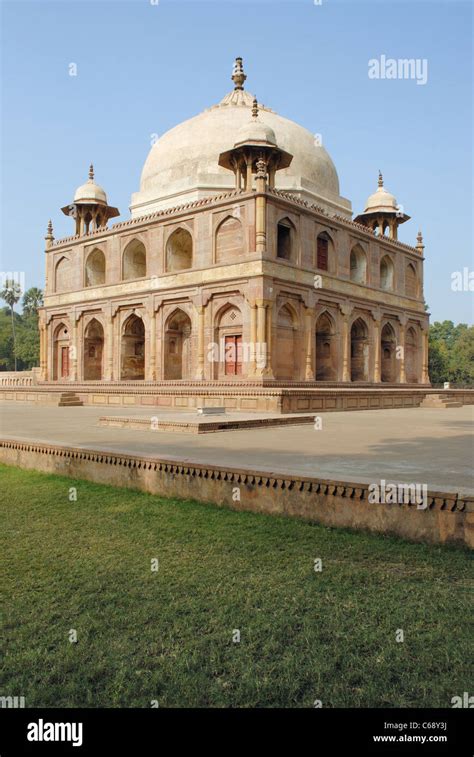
(58, 391), (83, 407)
(421, 393), (462, 409)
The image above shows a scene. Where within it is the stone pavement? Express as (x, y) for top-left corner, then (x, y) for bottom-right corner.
(0, 402), (473, 493)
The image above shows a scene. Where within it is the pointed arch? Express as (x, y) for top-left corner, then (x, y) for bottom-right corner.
(380, 255), (394, 290)
(121, 314), (145, 379)
(276, 217), (295, 261)
(350, 244), (367, 284)
(55, 257), (71, 292)
(164, 308), (192, 380)
(85, 248), (106, 287)
(381, 321), (397, 382)
(316, 232), (334, 272)
(405, 326), (419, 382)
(275, 303), (298, 379)
(53, 321), (70, 380)
(215, 216), (244, 262)
(166, 228), (193, 272)
(122, 239), (146, 280)
(83, 318), (104, 380)
(405, 263), (418, 298)
(213, 303), (244, 379)
(350, 317), (369, 381)
(315, 310), (337, 380)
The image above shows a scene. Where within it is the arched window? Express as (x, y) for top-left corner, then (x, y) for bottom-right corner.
(121, 314), (145, 379)
(405, 263), (418, 297)
(315, 312), (336, 380)
(316, 233), (331, 271)
(55, 257), (71, 292)
(380, 255), (394, 290)
(123, 240), (146, 280)
(277, 218), (294, 261)
(215, 216), (244, 262)
(381, 322), (396, 382)
(350, 245), (367, 284)
(276, 304), (297, 379)
(85, 248), (105, 287)
(83, 318), (104, 380)
(350, 317), (369, 381)
(166, 228), (193, 272)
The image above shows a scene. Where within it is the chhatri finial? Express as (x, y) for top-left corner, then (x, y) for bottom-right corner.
(416, 229), (424, 251)
(89, 163), (94, 181)
(232, 57), (247, 90)
(378, 170), (383, 188)
(45, 219), (54, 245)
(252, 97), (259, 119)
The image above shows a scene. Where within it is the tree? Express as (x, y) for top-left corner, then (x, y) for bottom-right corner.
(0, 279), (22, 370)
(22, 287), (43, 317)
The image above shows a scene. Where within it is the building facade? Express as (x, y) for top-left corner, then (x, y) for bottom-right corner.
(39, 59), (429, 386)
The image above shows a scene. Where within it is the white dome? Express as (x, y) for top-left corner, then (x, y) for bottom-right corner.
(74, 180), (107, 205)
(130, 88), (351, 218)
(364, 186), (398, 213)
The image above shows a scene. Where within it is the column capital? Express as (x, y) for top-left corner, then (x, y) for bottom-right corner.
(397, 313), (408, 327)
(339, 301), (353, 318)
(370, 307), (382, 323)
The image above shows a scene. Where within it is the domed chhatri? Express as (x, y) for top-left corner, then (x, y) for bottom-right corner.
(354, 171), (410, 240)
(61, 164), (119, 235)
(41, 56), (429, 389)
(131, 57), (348, 218)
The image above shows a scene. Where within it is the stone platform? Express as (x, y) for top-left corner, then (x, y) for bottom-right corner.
(98, 411), (316, 433)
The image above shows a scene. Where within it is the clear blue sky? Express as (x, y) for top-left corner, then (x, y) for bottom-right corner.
(1, 0), (472, 323)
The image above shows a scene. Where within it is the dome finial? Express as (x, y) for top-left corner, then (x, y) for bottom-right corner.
(378, 170), (383, 188)
(232, 57), (247, 90)
(252, 97), (259, 119)
(89, 163), (94, 181)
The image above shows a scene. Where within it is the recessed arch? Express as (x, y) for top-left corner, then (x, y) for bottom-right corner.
(85, 248), (106, 287)
(164, 308), (192, 380)
(215, 216), (244, 262)
(276, 217), (295, 261)
(350, 317), (369, 381)
(166, 228), (193, 272)
(55, 257), (71, 292)
(315, 311), (337, 380)
(380, 255), (394, 291)
(316, 232), (333, 272)
(83, 318), (104, 380)
(381, 321), (397, 382)
(350, 245), (367, 284)
(121, 314), (145, 380)
(405, 326), (419, 382)
(123, 239), (146, 280)
(405, 263), (418, 297)
(53, 321), (70, 380)
(275, 303), (298, 379)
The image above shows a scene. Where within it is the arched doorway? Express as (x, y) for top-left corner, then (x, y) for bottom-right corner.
(214, 305), (243, 379)
(315, 312), (336, 380)
(53, 322), (70, 380)
(276, 305), (297, 380)
(381, 323), (396, 382)
(164, 310), (192, 380)
(350, 318), (369, 381)
(83, 319), (104, 380)
(405, 327), (419, 383)
(121, 314), (145, 380)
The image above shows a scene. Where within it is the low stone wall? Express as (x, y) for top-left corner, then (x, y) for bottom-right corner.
(1, 439), (472, 549)
(1, 383), (473, 413)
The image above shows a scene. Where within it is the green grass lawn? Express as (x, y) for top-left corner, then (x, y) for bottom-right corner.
(0, 463), (472, 708)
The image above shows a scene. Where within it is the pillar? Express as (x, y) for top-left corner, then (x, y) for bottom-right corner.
(147, 308), (156, 381)
(342, 314), (351, 382)
(70, 317), (78, 381)
(373, 320), (381, 383)
(304, 307), (314, 380)
(421, 328), (430, 384)
(196, 305), (205, 380)
(249, 303), (257, 376)
(398, 322), (406, 383)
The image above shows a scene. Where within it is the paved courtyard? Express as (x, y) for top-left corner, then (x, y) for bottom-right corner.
(0, 402), (473, 493)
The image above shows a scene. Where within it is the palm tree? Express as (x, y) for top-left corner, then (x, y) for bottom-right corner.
(22, 287), (44, 317)
(0, 279), (22, 370)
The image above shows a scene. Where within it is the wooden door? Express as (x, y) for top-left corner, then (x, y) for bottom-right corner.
(224, 335), (242, 376)
(61, 346), (69, 378)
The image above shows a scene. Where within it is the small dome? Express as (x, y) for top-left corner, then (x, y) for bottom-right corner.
(234, 99), (277, 147)
(363, 172), (398, 213)
(73, 165), (107, 205)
